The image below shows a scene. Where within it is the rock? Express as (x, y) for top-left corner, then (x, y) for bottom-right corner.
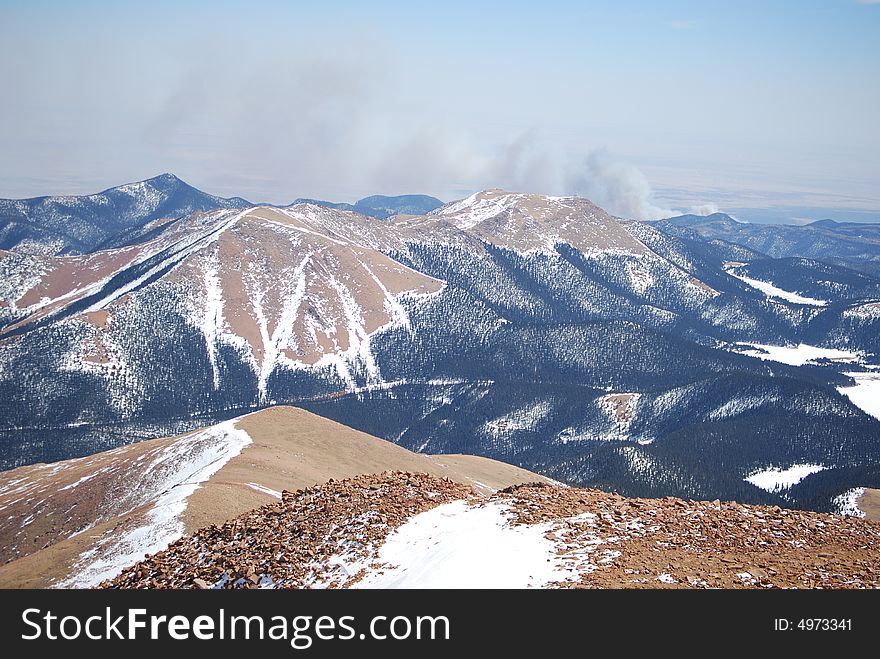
(97, 472), (880, 591)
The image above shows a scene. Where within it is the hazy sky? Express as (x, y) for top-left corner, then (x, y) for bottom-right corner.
(1, 0), (878, 221)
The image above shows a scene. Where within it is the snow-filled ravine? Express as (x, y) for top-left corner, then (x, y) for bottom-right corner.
(353, 500), (577, 588)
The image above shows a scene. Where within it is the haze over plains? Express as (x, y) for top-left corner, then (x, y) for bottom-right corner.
(1, 0), (878, 222)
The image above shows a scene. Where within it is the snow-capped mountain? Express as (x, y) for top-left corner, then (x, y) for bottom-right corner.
(0, 204), (441, 406)
(0, 173), (251, 256)
(0, 174), (445, 259)
(1, 185), (879, 514)
(427, 189), (644, 254)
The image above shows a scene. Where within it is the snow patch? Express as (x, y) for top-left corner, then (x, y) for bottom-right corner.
(728, 271), (827, 306)
(246, 482), (282, 499)
(837, 372), (880, 420)
(707, 394), (780, 420)
(353, 500), (577, 588)
(58, 468), (112, 491)
(201, 254), (225, 390)
(734, 342), (863, 366)
(843, 301), (880, 320)
(435, 192), (520, 230)
(744, 464), (826, 493)
(485, 400), (552, 436)
(833, 488), (866, 518)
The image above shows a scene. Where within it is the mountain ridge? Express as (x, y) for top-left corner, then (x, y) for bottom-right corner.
(0, 406), (555, 588)
(3, 408), (875, 589)
(661, 212), (880, 278)
(0, 174), (445, 257)
(0, 174), (252, 256)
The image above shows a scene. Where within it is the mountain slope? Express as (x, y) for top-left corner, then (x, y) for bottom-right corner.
(0, 204), (441, 417)
(0, 406), (555, 588)
(0, 173), (251, 256)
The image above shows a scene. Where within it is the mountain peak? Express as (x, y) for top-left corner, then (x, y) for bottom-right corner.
(147, 172), (185, 187)
(0, 174), (252, 256)
(108, 172), (187, 195)
(149, 172), (182, 183)
(429, 189), (643, 254)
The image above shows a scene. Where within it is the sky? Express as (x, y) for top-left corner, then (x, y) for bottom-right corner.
(1, 0), (878, 222)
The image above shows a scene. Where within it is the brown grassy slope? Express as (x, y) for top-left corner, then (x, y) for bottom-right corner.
(858, 488), (880, 520)
(0, 406), (553, 588)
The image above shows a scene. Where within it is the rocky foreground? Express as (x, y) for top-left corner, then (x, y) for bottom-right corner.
(104, 472), (880, 589)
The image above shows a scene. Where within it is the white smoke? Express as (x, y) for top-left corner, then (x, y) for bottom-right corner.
(687, 202), (721, 216)
(474, 134), (683, 220)
(564, 150), (676, 220)
(0, 20), (721, 220)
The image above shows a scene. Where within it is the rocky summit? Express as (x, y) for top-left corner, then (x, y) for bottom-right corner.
(103, 472), (880, 590)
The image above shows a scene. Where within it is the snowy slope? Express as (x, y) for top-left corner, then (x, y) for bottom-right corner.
(838, 372), (880, 420)
(55, 419), (252, 588)
(727, 271), (827, 306)
(744, 464), (826, 493)
(732, 343), (863, 366)
(0, 407), (559, 588)
(0, 205), (443, 406)
(0, 417), (253, 588)
(101, 475), (880, 590)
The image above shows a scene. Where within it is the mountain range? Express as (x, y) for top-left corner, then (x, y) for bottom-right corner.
(0, 173), (443, 256)
(1, 176), (879, 519)
(661, 212), (880, 278)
